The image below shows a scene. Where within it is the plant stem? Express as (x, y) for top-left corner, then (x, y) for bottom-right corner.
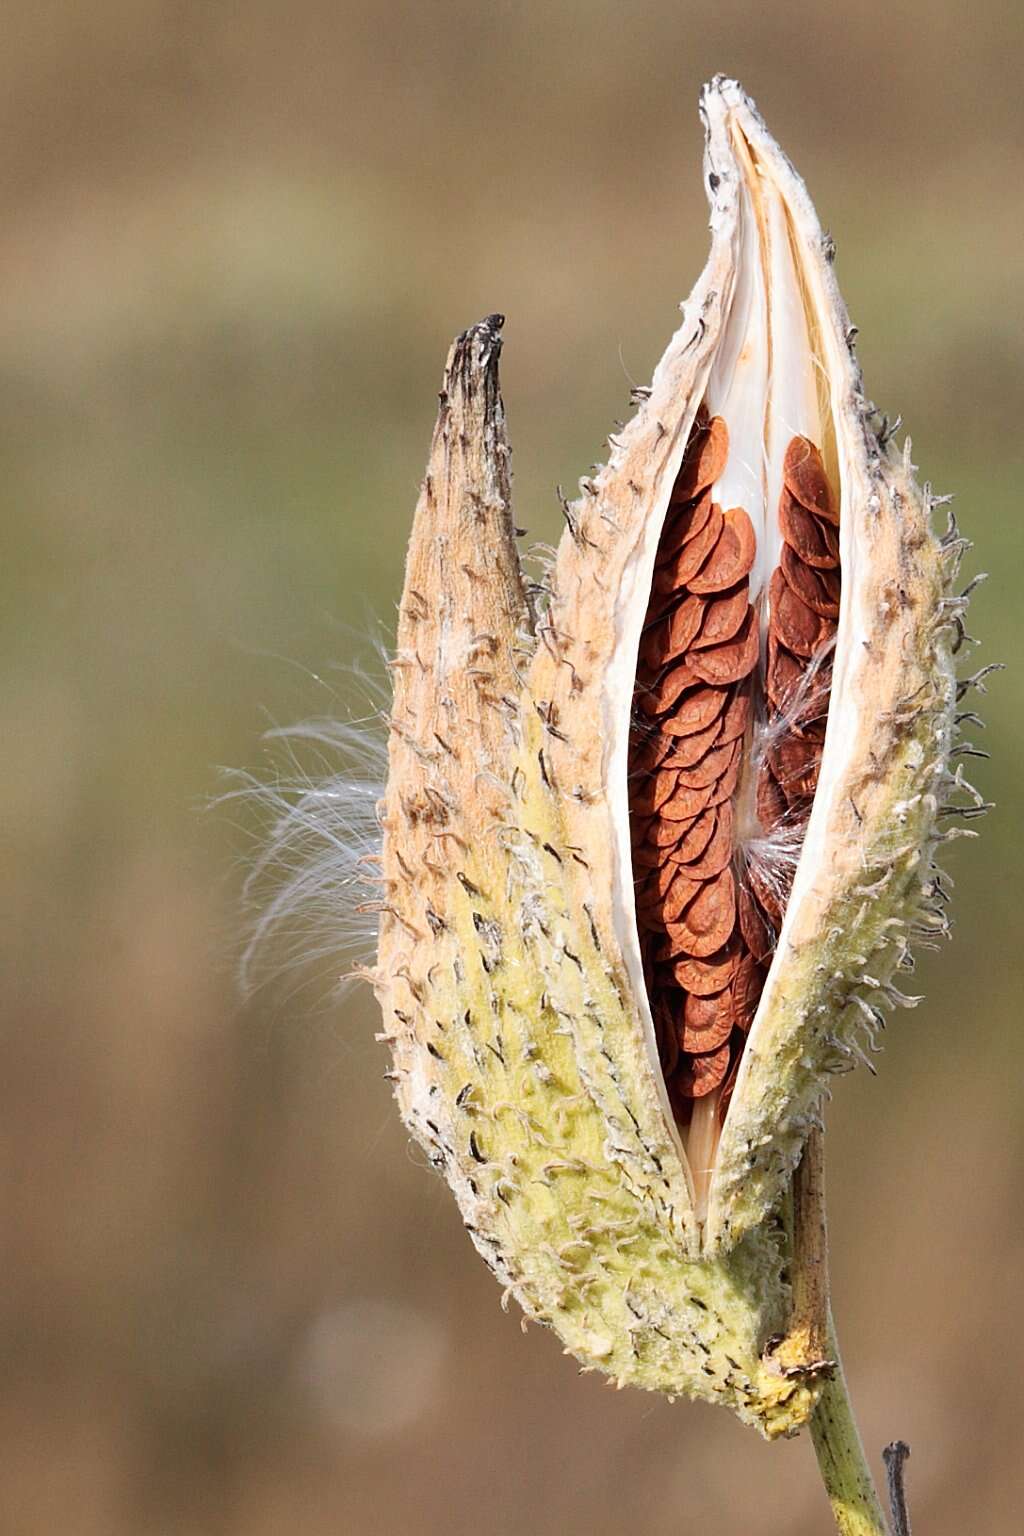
(793, 1128), (890, 1535)
(810, 1311), (890, 1536)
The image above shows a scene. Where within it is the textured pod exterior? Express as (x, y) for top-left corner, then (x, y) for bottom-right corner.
(375, 78), (971, 1431)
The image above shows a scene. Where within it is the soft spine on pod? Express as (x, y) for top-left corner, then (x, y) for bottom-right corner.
(372, 77), (979, 1434)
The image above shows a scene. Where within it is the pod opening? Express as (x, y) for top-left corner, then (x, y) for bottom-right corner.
(629, 406), (840, 1207)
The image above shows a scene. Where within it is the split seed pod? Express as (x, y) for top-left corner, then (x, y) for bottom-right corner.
(375, 78), (977, 1437)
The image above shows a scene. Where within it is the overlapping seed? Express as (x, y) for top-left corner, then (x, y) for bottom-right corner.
(629, 411), (758, 1122)
(756, 436), (840, 831)
(629, 416), (841, 1136)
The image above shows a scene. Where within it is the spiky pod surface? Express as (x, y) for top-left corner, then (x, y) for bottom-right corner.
(375, 79), (971, 1433)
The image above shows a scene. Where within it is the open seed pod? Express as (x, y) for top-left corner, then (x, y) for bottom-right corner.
(375, 77), (977, 1435)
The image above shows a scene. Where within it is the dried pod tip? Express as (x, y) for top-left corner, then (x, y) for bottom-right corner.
(374, 77), (977, 1441)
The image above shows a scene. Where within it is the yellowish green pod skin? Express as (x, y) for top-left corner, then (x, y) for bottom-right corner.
(374, 78), (974, 1438)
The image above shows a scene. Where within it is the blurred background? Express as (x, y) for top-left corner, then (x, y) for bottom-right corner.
(2, 3), (1021, 1533)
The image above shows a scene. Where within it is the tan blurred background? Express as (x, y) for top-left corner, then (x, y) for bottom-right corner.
(2, 4), (1022, 1533)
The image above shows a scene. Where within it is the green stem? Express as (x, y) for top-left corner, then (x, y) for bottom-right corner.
(790, 1127), (890, 1535)
(810, 1310), (890, 1536)
(792, 1130), (890, 1536)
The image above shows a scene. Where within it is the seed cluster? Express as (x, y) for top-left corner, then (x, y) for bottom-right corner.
(629, 413), (841, 1129)
(754, 436), (841, 904)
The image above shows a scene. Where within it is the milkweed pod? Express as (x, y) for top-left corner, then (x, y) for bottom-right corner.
(374, 77), (979, 1435)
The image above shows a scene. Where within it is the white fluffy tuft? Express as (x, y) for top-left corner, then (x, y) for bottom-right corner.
(221, 662), (387, 1001)
(739, 636), (837, 939)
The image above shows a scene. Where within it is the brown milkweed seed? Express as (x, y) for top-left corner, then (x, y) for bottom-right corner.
(374, 77), (978, 1430)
